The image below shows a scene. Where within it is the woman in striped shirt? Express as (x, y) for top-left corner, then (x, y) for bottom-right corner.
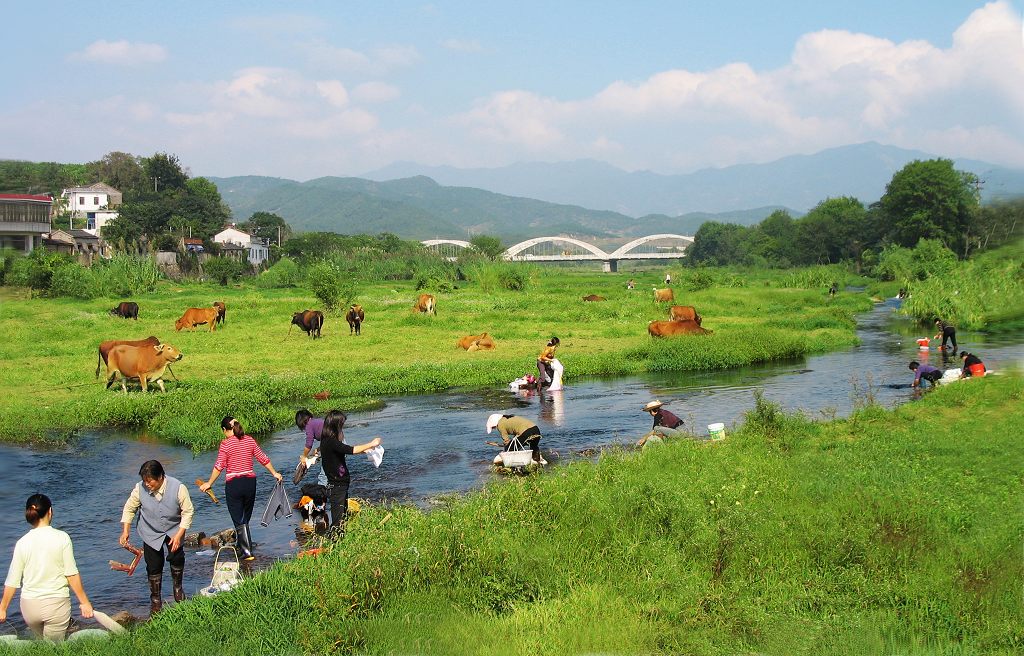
(199, 417), (283, 560)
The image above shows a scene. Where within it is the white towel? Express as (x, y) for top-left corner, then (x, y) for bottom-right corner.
(366, 445), (384, 468)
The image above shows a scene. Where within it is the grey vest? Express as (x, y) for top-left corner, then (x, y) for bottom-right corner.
(136, 476), (183, 551)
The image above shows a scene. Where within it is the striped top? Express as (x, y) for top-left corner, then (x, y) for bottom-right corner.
(214, 434), (270, 481)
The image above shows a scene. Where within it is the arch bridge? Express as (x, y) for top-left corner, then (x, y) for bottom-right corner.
(422, 234), (693, 272)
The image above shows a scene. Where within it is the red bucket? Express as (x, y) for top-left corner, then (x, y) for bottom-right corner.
(968, 363), (986, 377)
(916, 338), (930, 349)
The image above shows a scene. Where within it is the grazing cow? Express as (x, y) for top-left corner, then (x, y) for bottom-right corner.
(110, 302), (139, 320)
(345, 304), (364, 335)
(413, 293), (436, 315)
(290, 310), (325, 339)
(582, 294), (606, 302)
(213, 301), (227, 326)
(175, 307), (220, 332)
(648, 319), (712, 337)
(96, 336), (161, 378)
(653, 288), (674, 303)
(105, 343), (183, 393)
(668, 305), (702, 325)
(457, 333), (496, 351)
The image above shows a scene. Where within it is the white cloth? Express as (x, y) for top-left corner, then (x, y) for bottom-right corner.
(366, 445), (384, 468)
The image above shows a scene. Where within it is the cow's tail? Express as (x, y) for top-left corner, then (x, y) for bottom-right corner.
(314, 314), (323, 336)
(96, 349), (102, 378)
(288, 322), (294, 337)
(695, 312), (702, 326)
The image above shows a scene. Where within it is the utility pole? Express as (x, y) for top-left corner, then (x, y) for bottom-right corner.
(153, 177), (159, 193)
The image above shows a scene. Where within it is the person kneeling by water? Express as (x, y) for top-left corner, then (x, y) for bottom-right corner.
(487, 414), (546, 464)
(637, 400), (684, 447)
(959, 352), (986, 379)
(909, 361), (942, 389)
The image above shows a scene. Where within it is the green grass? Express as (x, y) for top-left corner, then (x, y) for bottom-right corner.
(0, 267), (871, 449)
(20, 374), (1023, 655)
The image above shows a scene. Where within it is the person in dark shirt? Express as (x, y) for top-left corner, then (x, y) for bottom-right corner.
(959, 352), (986, 378)
(933, 319), (957, 353)
(637, 400), (684, 446)
(318, 410), (381, 532)
(909, 361), (942, 388)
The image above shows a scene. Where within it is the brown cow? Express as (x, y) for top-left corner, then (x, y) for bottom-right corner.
(96, 336), (161, 378)
(582, 294), (606, 302)
(110, 301), (139, 320)
(648, 320), (712, 337)
(291, 310), (324, 339)
(175, 307), (220, 332)
(213, 301), (227, 326)
(457, 333), (496, 351)
(668, 305), (702, 324)
(653, 288), (674, 303)
(413, 293), (436, 315)
(105, 343), (183, 393)
(345, 304), (364, 335)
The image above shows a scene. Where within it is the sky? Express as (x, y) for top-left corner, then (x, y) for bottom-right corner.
(2, 1), (1022, 180)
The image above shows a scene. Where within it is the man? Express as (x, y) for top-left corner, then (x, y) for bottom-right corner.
(909, 361), (942, 389)
(119, 460), (194, 615)
(934, 319), (957, 353)
(295, 409), (328, 486)
(637, 400), (684, 447)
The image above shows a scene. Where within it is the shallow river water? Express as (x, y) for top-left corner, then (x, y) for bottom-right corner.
(1, 298), (1021, 626)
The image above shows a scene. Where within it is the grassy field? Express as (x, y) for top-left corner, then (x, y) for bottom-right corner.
(0, 267), (870, 449)
(17, 372), (1022, 655)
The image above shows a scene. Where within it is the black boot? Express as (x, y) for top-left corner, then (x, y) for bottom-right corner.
(170, 566), (185, 602)
(148, 574), (163, 615)
(234, 524), (254, 561)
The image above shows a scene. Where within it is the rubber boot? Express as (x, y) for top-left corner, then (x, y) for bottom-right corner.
(148, 574), (163, 615)
(170, 566), (185, 602)
(235, 524), (255, 561)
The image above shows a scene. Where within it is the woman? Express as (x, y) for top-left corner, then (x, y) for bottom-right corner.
(959, 351), (986, 378)
(1, 494), (93, 642)
(318, 410), (382, 532)
(637, 400), (684, 447)
(200, 417), (283, 560)
(487, 413), (546, 464)
(536, 337), (560, 389)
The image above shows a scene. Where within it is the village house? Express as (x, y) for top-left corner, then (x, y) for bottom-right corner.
(0, 194), (52, 253)
(61, 182), (122, 236)
(44, 229), (103, 265)
(213, 225), (270, 267)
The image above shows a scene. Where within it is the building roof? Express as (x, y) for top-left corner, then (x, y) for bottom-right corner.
(68, 229), (99, 240)
(0, 194), (53, 202)
(86, 182), (121, 193)
(183, 237), (204, 245)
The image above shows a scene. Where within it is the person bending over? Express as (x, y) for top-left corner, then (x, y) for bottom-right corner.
(909, 361), (942, 389)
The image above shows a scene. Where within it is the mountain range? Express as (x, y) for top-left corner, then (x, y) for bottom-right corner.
(207, 142), (1024, 242)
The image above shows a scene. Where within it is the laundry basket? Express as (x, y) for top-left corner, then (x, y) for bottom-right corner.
(199, 545), (242, 597)
(498, 436), (535, 468)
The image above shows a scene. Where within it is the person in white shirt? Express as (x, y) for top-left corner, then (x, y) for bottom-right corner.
(0, 494), (93, 642)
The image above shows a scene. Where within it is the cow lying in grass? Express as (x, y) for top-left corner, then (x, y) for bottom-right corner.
(457, 333), (496, 351)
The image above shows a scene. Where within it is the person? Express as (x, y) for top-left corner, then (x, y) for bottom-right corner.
(200, 417), (283, 561)
(295, 408), (328, 486)
(664, 272), (672, 286)
(536, 337), (560, 389)
(909, 361), (942, 388)
(120, 460), (194, 615)
(934, 318), (957, 353)
(897, 288), (907, 299)
(828, 282), (838, 297)
(1, 494), (93, 642)
(318, 410), (382, 532)
(626, 279), (635, 290)
(959, 351), (986, 378)
(637, 400), (684, 447)
(487, 413), (545, 464)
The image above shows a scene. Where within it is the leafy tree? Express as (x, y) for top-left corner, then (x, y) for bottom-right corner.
(687, 221), (750, 265)
(239, 211), (291, 244)
(203, 257), (247, 286)
(469, 235), (505, 259)
(87, 152), (146, 199)
(143, 153), (188, 194)
(794, 197), (867, 265)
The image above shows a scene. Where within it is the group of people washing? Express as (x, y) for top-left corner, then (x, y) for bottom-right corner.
(908, 319), (987, 388)
(1, 411), (381, 640)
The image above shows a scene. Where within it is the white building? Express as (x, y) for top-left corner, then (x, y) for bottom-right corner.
(61, 183), (122, 236)
(213, 226), (270, 267)
(0, 194), (52, 253)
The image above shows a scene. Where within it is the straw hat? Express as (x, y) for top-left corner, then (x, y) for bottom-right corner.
(486, 413), (503, 433)
(642, 400), (664, 412)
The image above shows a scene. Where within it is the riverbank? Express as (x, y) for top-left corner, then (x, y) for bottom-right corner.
(16, 373), (1021, 655)
(0, 269), (870, 449)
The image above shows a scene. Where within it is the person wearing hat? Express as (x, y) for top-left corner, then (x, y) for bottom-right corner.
(486, 414), (546, 464)
(637, 400), (684, 447)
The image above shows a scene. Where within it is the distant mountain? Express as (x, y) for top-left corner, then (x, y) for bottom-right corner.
(363, 142), (1024, 216)
(208, 173), (796, 242)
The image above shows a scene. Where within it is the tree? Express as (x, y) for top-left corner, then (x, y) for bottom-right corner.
(687, 221), (750, 265)
(203, 257), (247, 285)
(239, 212), (291, 244)
(877, 159), (979, 256)
(469, 235), (505, 259)
(794, 197), (867, 265)
(143, 153), (188, 194)
(87, 152), (146, 199)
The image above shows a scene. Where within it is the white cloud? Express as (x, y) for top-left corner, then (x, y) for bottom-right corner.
(440, 38), (483, 53)
(352, 82), (400, 104)
(316, 80), (350, 108)
(69, 40), (167, 65)
(300, 39), (419, 74)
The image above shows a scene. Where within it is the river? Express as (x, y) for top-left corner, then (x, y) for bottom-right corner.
(1, 298), (1021, 628)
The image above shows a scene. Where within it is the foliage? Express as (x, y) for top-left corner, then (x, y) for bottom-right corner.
(469, 234), (505, 259)
(203, 257), (248, 286)
(239, 211), (291, 245)
(254, 257), (302, 289)
(874, 238), (958, 283)
(0, 160), (90, 196)
(462, 261), (533, 292)
(307, 260), (355, 310)
(94, 254), (161, 297)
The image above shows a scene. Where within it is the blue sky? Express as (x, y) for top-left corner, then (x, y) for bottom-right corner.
(2, 1), (1021, 179)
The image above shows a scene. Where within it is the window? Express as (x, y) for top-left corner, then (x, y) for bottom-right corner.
(79, 197), (85, 205)
(93, 196), (99, 205)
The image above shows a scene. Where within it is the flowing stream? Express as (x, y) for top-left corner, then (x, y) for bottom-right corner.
(1, 298), (1021, 627)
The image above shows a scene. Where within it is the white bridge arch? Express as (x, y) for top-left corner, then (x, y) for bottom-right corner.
(422, 234), (693, 272)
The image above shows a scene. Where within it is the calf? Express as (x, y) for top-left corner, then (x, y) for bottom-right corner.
(648, 319), (712, 337)
(96, 336), (161, 378)
(213, 301), (227, 326)
(110, 302), (139, 320)
(345, 304), (364, 335)
(653, 287), (674, 303)
(582, 294), (606, 302)
(175, 307), (220, 332)
(413, 293), (436, 315)
(668, 305), (702, 324)
(290, 310), (325, 339)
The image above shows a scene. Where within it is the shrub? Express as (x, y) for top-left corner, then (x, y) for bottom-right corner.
(94, 254), (161, 296)
(49, 263), (99, 299)
(203, 257), (247, 286)
(255, 257), (301, 289)
(307, 260), (355, 310)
